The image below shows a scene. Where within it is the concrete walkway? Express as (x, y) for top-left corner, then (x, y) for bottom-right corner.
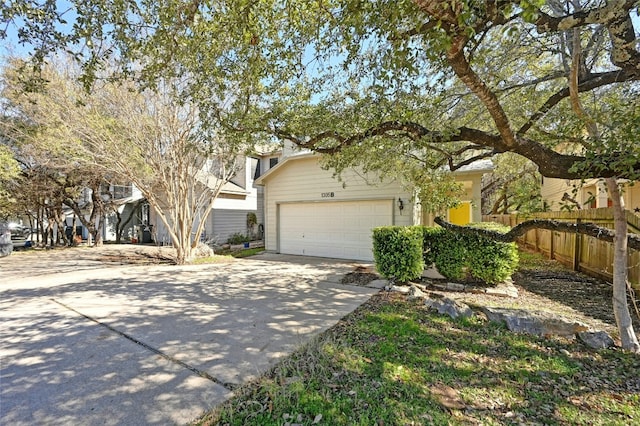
(0, 250), (378, 425)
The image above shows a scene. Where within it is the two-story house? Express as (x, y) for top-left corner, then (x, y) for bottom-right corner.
(255, 150), (492, 261)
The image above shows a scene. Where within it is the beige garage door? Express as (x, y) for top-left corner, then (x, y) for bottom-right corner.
(279, 200), (393, 261)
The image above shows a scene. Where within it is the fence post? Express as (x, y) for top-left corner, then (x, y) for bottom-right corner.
(550, 230), (555, 260)
(573, 218), (582, 271)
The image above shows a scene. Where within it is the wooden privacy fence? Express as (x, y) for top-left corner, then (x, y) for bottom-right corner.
(482, 208), (640, 291)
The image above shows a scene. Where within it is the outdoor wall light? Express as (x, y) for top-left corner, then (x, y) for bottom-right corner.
(397, 198), (404, 212)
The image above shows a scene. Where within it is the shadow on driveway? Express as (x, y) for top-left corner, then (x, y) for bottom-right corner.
(1, 254), (378, 425)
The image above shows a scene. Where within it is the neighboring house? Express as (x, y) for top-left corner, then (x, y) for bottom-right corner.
(62, 149), (285, 246)
(63, 183), (147, 242)
(443, 159), (494, 225)
(255, 154), (492, 261)
(541, 178), (640, 212)
(150, 150), (283, 246)
(104, 184), (148, 241)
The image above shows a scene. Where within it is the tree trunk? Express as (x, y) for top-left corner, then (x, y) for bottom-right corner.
(174, 227), (193, 265)
(89, 185), (105, 247)
(36, 207), (43, 244)
(55, 209), (69, 246)
(45, 208), (55, 246)
(71, 216), (79, 246)
(116, 201), (143, 244)
(93, 217), (104, 246)
(114, 211), (123, 244)
(605, 177), (640, 352)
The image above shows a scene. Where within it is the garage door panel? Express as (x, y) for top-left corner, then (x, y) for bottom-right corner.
(279, 200), (393, 261)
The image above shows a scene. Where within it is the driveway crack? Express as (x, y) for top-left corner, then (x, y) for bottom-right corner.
(50, 298), (237, 391)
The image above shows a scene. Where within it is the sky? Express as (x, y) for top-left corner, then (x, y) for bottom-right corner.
(1, 0), (77, 65)
(1, 4), (639, 75)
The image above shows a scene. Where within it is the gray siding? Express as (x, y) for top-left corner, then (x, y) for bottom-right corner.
(208, 209), (258, 244)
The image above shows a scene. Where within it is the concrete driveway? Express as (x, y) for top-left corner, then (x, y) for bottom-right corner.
(0, 249), (379, 425)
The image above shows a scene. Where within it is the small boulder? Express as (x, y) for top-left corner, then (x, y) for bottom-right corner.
(385, 284), (411, 294)
(425, 297), (473, 319)
(577, 331), (615, 349)
(367, 279), (388, 289)
(422, 268), (446, 279)
(482, 307), (589, 338)
(445, 282), (466, 292)
(484, 279), (519, 298)
(194, 242), (214, 258)
(407, 285), (427, 300)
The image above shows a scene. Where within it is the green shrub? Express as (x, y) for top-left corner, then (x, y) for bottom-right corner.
(468, 239), (519, 284)
(227, 232), (251, 244)
(433, 232), (468, 281)
(421, 226), (445, 266)
(373, 226), (424, 283)
(465, 223), (518, 284)
(420, 224), (519, 285)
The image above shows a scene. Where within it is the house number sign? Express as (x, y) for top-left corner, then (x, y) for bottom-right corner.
(321, 192), (335, 198)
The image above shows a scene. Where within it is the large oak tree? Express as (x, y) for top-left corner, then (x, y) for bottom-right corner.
(2, 0), (639, 350)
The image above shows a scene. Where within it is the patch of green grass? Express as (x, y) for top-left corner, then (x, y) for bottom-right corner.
(194, 294), (640, 426)
(229, 247), (265, 258)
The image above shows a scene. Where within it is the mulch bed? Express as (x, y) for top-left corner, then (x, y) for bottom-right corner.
(514, 269), (640, 333)
(340, 264), (640, 339)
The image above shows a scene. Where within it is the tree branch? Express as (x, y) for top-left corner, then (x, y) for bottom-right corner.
(280, 117), (640, 179)
(434, 216), (640, 251)
(517, 69), (640, 135)
(535, 1), (636, 33)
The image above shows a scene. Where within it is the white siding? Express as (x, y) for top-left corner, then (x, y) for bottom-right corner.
(260, 155), (414, 257)
(104, 203), (141, 241)
(213, 157), (258, 211)
(626, 184), (640, 211)
(541, 177), (572, 210)
(541, 178), (640, 211)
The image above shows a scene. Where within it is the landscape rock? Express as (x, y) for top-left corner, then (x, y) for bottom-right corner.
(481, 307), (589, 338)
(425, 297), (473, 319)
(423, 279), (518, 298)
(484, 279), (519, 298)
(386, 284), (410, 294)
(445, 282), (466, 292)
(577, 331), (615, 349)
(407, 285), (427, 300)
(367, 279), (388, 289)
(194, 242), (214, 258)
(422, 268), (446, 279)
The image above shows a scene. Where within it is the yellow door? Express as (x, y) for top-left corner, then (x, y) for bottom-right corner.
(448, 202), (471, 225)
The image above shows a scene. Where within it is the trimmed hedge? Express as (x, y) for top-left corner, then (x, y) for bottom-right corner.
(422, 224), (519, 284)
(373, 224), (518, 285)
(373, 226), (424, 283)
